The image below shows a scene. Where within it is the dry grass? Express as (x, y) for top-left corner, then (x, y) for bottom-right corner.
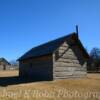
(0, 70), (18, 77)
(0, 70), (100, 100)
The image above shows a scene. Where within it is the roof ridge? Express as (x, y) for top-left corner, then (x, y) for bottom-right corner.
(31, 32), (76, 50)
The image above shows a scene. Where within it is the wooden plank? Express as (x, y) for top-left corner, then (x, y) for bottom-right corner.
(54, 62), (81, 67)
(54, 66), (82, 72)
(57, 58), (79, 64)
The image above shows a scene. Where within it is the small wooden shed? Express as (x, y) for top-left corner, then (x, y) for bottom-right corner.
(0, 58), (11, 70)
(18, 33), (89, 80)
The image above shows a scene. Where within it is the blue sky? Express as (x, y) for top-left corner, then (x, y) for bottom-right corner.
(0, 0), (100, 61)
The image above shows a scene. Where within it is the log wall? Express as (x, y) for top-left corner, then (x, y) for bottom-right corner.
(19, 54), (53, 80)
(53, 41), (87, 79)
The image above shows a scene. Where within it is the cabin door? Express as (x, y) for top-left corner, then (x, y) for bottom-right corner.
(28, 63), (33, 77)
(3, 65), (6, 70)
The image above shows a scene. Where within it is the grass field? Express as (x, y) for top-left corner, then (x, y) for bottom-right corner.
(0, 70), (100, 100)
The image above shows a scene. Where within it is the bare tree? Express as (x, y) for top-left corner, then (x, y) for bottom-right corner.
(89, 48), (100, 72)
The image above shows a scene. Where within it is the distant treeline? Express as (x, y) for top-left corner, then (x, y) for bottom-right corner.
(88, 48), (100, 72)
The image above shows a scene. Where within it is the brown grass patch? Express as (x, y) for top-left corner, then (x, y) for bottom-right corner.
(0, 70), (18, 77)
(0, 71), (100, 100)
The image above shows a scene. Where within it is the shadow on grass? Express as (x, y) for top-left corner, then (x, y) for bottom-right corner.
(0, 76), (52, 87)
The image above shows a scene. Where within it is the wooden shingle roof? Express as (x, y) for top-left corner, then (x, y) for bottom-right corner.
(18, 32), (89, 61)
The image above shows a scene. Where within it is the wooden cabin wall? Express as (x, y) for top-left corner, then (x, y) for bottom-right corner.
(19, 54), (53, 80)
(53, 40), (87, 79)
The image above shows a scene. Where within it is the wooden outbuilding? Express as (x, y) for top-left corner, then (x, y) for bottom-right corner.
(0, 58), (11, 70)
(18, 32), (89, 80)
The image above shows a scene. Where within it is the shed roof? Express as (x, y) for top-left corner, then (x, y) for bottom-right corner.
(0, 58), (11, 65)
(18, 32), (89, 61)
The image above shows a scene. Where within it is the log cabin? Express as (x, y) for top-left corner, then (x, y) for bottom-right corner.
(0, 58), (11, 70)
(18, 32), (89, 80)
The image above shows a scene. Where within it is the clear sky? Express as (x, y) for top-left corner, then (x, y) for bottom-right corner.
(0, 0), (100, 61)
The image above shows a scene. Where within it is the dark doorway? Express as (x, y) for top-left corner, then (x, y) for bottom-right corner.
(3, 65), (6, 70)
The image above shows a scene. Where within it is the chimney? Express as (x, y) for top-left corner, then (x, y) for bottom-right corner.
(76, 25), (79, 38)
